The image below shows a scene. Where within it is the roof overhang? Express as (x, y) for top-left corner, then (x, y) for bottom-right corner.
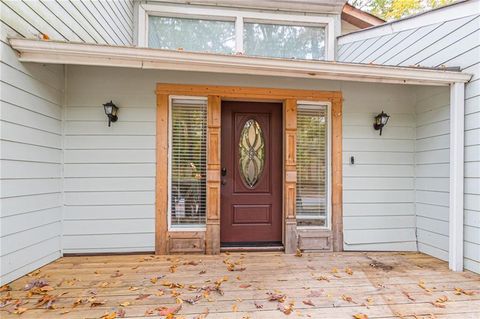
(9, 38), (472, 86)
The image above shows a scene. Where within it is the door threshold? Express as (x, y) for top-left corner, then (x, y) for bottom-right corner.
(220, 245), (284, 252)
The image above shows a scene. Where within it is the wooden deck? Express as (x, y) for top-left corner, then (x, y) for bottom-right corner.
(1, 252), (479, 318)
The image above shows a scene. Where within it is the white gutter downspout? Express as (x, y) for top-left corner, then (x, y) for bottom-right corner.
(449, 82), (465, 272)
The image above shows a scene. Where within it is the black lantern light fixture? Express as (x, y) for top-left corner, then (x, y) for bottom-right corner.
(373, 110), (390, 136)
(103, 101), (118, 127)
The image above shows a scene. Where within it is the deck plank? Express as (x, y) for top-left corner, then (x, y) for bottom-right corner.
(1, 252), (479, 318)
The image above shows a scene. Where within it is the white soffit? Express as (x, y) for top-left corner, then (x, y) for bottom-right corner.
(9, 38), (472, 86)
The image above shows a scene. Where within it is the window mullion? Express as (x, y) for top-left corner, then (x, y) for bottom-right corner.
(235, 15), (244, 54)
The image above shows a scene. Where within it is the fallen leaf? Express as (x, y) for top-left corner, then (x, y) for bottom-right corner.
(232, 304), (238, 312)
(402, 291), (415, 301)
(254, 301), (263, 309)
(267, 292), (286, 303)
(119, 301), (131, 307)
(353, 314), (368, 319)
(101, 312), (117, 319)
(135, 294), (151, 300)
(345, 267), (353, 275)
(0, 285), (11, 292)
(90, 300), (106, 307)
(316, 275), (330, 282)
(157, 304), (182, 316)
(111, 271), (123, 278)
(436, 296), (448, 303)
(303, 300), (315, 306)
(431, 301), (446, 308)
(295, 248), (303, 257)
(128, 286), (139, 291)
(99, 282), (109, 288)
(342, 295), (356, 303)
(13, 307), (28, 314)
(183, 295), (201, 305)
(24, 279), (49, 291)
(277, 302), (294, 315)
(41, 33), (50, 40)
(239, 284), (251, 289)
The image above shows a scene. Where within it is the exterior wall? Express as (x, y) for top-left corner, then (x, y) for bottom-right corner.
(338, 2), (480, 273)
(64, 65), (418, 253)
(414, 86), (450, 261)
(0, 0), (134, 45)
(0, 27), (63, 284)
(342, 83), (417, 251)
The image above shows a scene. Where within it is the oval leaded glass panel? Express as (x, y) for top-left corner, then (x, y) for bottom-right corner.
(239, 119), (265, 188)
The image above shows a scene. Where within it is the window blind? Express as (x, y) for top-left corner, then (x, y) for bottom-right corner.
(296, 106), (328, 227)
(170, 98), (207, 227)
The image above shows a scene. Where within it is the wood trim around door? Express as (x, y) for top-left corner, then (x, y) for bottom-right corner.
(156, 84), (343, 254)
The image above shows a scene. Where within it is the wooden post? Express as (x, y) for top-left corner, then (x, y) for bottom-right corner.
(284, 99), (297, 254)
(206, 95), (221, 254)
(331, 95), (343, 252)
(155, 94), (169, 254)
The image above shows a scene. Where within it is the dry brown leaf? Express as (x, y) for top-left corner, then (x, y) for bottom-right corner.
(303, 299), (315, 306)
(353, 314), (368, 319)
(90, 300), (106, 307)
(128, 286), (139, 291)
(157, 304), (182, 316)
(232, 304), (238, 312)
(13, 307), (28, 314)
(431, 302), (446, 308)
(135, 294), (151, 300)
(101, 312), (117, 319)
(342, 295), (356, 303)
(436, 296), (448, 303)
(239, 284), (251, 289)
(254, 301), (264, 309)
(402, 291), (415, 301)
(277, 302), (294, 315)
(0, 285), (11, 292)
(418, 280), (431, 292)
(183, 295), (201, 305)
(99, 282), (109, 288)
(119, 301), (131, 307)
(267, 292), (286, 303)
(316, 275), (330, 282)
(345, 267), (353, 275)
(295, 248), (303, 257)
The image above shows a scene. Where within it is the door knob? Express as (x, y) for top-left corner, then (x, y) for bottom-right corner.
(221, 168), (227, 176)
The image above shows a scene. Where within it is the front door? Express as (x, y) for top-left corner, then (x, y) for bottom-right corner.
(220, 101), (282, 246)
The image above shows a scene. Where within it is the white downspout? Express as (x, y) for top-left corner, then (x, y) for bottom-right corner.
(449, 82), (465, 272)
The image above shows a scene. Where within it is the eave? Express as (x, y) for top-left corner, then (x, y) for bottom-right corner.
(9, 38), (472, 86)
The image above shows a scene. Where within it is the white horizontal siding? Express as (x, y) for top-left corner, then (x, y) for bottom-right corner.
(0, 0), (134, 45)
(414, 86), (451, 262)
(0, 27), (63, 284)
(342, 83), (417, 251)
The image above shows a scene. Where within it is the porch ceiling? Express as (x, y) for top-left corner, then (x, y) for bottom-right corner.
(9, 38), (472, 86)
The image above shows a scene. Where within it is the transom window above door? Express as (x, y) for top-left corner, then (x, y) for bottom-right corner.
(138, 4), (335, 60)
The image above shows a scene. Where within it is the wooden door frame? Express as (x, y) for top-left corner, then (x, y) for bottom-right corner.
(156, 84), (343, 254)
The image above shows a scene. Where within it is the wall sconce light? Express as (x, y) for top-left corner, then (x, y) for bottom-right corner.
(373, 110), (390, 136)
(103, 101), (118, 127)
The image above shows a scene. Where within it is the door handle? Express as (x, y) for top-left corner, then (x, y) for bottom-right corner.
(221, 167), (227, 176)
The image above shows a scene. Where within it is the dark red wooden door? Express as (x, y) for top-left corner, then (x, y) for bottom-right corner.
(220, 101), (282, 246)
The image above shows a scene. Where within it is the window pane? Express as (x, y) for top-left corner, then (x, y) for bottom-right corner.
(149, 16), (235, 54)
(244, 22), (325, 60)
(170, 99), (207, 227)
(296, 106), (328, 227)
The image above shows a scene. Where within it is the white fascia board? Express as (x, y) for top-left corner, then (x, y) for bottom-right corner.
(338, 0), (479, 44)
(9, 38), (472, 86)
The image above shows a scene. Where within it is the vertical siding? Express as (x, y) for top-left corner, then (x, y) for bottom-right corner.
(342, 83), (417, 251)
(0, 0), (134, 45)
(0, 23), (64, 285)
(339, 9), (480, 273)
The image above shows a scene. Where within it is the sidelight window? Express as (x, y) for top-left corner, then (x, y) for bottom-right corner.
(296, 103), (330, 227)
(169, 97), (207, 228)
